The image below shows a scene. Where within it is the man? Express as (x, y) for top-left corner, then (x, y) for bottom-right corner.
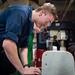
(0, 2), (58, 75)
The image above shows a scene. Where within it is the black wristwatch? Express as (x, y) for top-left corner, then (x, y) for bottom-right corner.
(23, 64), (30, 68)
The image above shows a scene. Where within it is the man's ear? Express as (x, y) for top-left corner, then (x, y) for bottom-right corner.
(39, 10), (45, 16)
(41, 10), (45, 13)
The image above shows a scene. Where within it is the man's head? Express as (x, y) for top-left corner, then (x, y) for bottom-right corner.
(32, 2), (58, 31)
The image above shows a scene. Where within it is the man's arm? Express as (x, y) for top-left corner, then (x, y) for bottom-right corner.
(2, 39), (25, 74)
(20, 47), (28, 65)
(20, 47), (41, 75)
(2, 39), (41, 75)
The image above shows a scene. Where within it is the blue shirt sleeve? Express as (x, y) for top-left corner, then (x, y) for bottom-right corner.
(3, 10), (26, 44)
(18, 22), (34, 48)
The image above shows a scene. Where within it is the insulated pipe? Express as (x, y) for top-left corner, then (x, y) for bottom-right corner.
(29, 0), (39, 9)
(7, 0), (29, 6)
(38, 0), (46, 5)
(61, 0), (74, 21)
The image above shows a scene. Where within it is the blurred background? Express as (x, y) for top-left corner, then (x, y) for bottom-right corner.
(0, 0), (75, 21)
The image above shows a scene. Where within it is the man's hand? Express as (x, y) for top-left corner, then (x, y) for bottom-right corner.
(22, 67), (41, 75)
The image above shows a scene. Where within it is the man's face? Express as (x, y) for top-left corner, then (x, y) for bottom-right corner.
(36, 11), (55, 31)
(34, 23), (41, 34)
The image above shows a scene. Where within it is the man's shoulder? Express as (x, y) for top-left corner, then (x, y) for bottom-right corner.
(8, 5), (33, 15)
(8, 5), (33, 11)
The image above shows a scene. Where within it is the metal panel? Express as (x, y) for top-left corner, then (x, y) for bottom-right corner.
(42, 51), (75, 75)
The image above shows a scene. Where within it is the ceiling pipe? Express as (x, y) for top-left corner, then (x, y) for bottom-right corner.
(60, 0), (67, 15)
(38, 0), (46, 5)
(29, 0), (40, 9)
(61, 0), (74, 21)
(7, 0), (29, 6)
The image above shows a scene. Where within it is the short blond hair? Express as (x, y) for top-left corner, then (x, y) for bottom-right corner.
(35, 3), (58, 20)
